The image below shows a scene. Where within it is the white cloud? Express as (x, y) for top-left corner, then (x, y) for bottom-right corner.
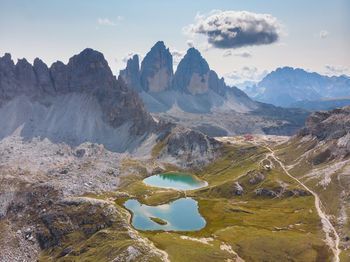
(319, 30), (329, 39)
(186, 40), (194, 48)
(122, 52), (140, 63)
(223, 50), (232, 57)
(324, 64), (348, 76)
(223, 50), (251, 58)
(98, 18), (117, 26)
(171, 49), (185, 66)
(198, 42), (212, 52)
(224, 66), (268, 86)
(184, 10), (281, 49)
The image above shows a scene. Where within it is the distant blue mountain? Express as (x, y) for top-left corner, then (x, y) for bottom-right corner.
(243, 67), (350, 107)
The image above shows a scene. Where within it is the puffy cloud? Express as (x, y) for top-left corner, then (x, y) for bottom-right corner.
(171, 49), (185, 66)
(186, 40), (194, 48)
(185, 10), (281, 49)
(199, 42), (212, 52)
(324, 64), (348, 75)
(319, 30), (329, 39)
(223, 50), (251, 58)
(224, 66), (268, 86)
(223, 50), (232, 57)
(122, 52), (140, 63)
(98, 18), (117, 26)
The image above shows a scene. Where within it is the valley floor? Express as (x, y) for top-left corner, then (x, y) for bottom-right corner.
(1, 134), (349, 261)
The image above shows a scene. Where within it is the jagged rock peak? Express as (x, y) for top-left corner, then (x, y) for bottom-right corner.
(127, 54), (140, 70)
(119, 54), (142, 92)
(181, 47), (210, 74)
(65, 48), (115, 93)
(173, 47), (210, 94)
(140, 41), (173, 93)
(33, 57), (55, 94)
(0, 53), (14, 66)
(68, 48), (110, 68)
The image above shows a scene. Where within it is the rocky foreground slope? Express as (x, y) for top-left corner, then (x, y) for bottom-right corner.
(0, 49), (221, 261)
(274, 106), (350, 260)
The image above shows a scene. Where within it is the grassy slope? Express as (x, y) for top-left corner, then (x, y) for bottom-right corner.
(121, 143), (331, 262)
(274, 136), (350, 260)
(38, 141), (333, 261)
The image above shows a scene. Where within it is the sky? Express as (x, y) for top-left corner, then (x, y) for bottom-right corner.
(1, 0), (349, 85)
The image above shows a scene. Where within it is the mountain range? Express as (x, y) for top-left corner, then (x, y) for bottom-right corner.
(1, 44), (349, 261)
(120, 41), (256, 114)
(119, 41), (310, 136)
(0, 48), (219, 167)
(243, 67), (350, 108)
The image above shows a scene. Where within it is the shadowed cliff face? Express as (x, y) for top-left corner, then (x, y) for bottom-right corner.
(0, 49), (156, 151)
(119, 54), (142, 92)
(140, 41), (173, 93)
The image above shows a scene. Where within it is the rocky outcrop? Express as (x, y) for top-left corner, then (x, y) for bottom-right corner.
(119, 54), (142, 92)
(297, 106), (350, 141)
(140, 41), (173, 93)
(296, 106), (350, 161)
(155, 126), (221, 168)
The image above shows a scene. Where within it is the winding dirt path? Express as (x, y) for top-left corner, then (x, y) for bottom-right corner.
(260, 144), (340, 262)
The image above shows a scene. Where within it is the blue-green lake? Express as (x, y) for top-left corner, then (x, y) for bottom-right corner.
(124, 198), (206, 231)
(143, 173), (207, 190)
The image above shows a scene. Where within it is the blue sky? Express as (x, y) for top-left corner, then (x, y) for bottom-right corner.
(1, 0), (349, 85)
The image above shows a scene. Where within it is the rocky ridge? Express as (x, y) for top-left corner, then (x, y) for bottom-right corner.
(0, 49), (219, 160)
(120, 42), (310, 137)
(120, 41), (256, 114)
(276, 106), (350, 255)
(297, 106), (350, 143)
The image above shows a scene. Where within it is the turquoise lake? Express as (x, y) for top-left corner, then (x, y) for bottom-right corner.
(143, 173), (207, 190)
(124, 198), (206, 231)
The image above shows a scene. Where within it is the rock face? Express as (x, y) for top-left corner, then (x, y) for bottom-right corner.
(296, 106), (350, 161)
(140, 41), (173, 93)
(156, 126), (221, 168)
(119, 54), (142, 92)
(244, 67), (350, 107)
(173, 47), (211, 94)
(297, 106), (350, 141)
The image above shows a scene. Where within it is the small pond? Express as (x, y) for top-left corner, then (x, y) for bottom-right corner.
(143, 173), (207, 191)
(124, 198), (206, 231)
